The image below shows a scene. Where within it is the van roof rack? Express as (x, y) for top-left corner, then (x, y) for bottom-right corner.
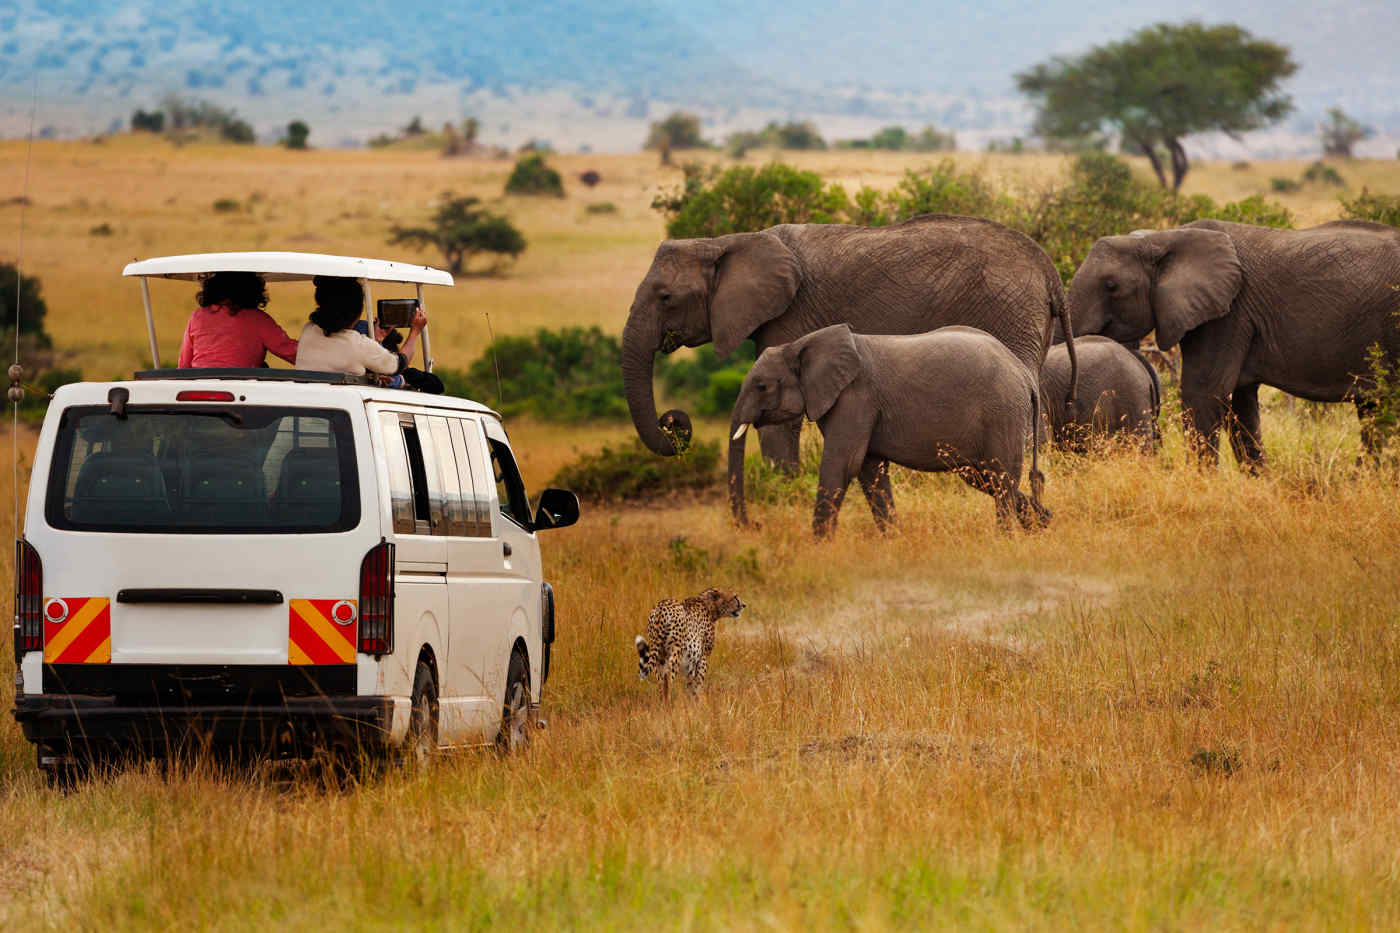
(134, 368), (377, 386)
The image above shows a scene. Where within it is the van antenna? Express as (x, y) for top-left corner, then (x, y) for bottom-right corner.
(483, 311), (503, 407)
(10, 76), (37, 543)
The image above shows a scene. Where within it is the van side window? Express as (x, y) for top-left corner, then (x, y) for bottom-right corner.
(401, 423), (433, 530)
(448, 418), (491, 537)
(425, 416), (466, 536)
(488, 439), (531, 529)
(379, 411), (415, 534)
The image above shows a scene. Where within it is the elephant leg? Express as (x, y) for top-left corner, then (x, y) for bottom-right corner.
(1178, 331), (1247, 469)
(1355, 393), (1381, 460)
(758, 420), (802, 475)
(813, 451), (857, 538)
(1227, 383), (1266, 473)
(856, 457), (896, 532)
(1179, 388), (1229, 467)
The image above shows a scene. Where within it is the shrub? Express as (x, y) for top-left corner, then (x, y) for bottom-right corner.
(1200, 194), (1294, 228)
(1361, 340), (1400, 457)
(863, 125), (956, 152)
(584, 201), (617, 215)
(212, 198), (241, 213)
(1302, 161), (1344, 186)
(0, 263), (50, 345)
(220, 119), (255, 144)
(505, 153), (565, 197)
(130, 109), (164, 133)
(1340, 189), (1400, 226)
(1271, 177), (1301, 193)
(550, 438), (719, 502)
(881, 159), (1008, 221)
(89, 222), (113, 236)
(770, 120), (826, 150)
(652, 163), (850, 238)
(657, 341), (756, 399)
(284, 120), (310, 150)
(447, 326), (628, 420)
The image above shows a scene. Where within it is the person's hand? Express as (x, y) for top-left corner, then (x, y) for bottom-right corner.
(410, 308), (428, 332)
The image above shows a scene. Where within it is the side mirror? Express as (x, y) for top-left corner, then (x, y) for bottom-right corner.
(533, 488), (580, 531)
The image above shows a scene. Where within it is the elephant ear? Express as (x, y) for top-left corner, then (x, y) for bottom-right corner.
(1144, 228), (1243, 351)
(710, 232), (801, 358)
(788, 324), (862, 421)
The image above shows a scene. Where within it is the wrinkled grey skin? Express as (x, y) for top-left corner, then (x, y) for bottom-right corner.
(728, 324), (1051, 537)
(1041, 336), (1161, 451)
(622, 214), (1077, 517)
(1069, 219), (1400, 468)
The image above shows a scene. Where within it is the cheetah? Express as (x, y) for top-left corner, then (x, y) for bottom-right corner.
(635, 587), (746, 700)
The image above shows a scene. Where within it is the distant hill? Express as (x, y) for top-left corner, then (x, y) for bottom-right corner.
(1, 0), (1396, 156)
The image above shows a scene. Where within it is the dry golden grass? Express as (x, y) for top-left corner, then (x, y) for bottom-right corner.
(1, 140), (1400, 928)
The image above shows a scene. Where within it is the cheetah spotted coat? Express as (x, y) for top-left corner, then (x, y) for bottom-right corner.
(635, 587), (746, 699)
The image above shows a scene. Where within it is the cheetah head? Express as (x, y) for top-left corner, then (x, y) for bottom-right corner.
(702, 587), (746, 619)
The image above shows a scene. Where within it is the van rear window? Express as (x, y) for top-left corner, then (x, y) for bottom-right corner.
(45, 406), (359, 534)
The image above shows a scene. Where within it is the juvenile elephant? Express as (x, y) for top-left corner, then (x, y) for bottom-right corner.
(622, 214), (1077, 518)
(1041, 336), (1161, 450)
(728, 324), (1050, 537)
(1069, 219), (1400, 468)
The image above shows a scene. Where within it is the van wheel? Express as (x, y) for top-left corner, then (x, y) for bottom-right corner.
(496, 649), (531, 755)
(405, 659), (439, 767)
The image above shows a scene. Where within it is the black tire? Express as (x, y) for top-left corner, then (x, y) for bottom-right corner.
(406, 658), (439, 766)
(496, 649), (531, 755)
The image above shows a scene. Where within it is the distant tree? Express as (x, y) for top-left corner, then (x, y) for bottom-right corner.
(505, 153), (565, 197)
(131, 109), (164, 133)
(403, 115), (426, 136)
(462, 117), (480, 144)
(1320, 107), (1371, 158)
(284, 120), (310, 150)
(864, 125), (954, 152)
(1016, 22), (1297, 189)
(770, 120), (826, 150)
(221, 119), (255, 144)
(388, 195), (527, 275)
(0, 263), (50, 346)
(645, 111), (708, 154)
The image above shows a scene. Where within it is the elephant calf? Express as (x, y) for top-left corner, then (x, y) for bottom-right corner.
(729, 323), (1050, 537)
(1042, 336), (1161, 451)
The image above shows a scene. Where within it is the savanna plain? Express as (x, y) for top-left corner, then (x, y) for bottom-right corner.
(2, 138), (1400, 929)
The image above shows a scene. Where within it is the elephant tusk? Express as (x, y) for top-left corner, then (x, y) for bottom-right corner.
(731, 423), (751, 441)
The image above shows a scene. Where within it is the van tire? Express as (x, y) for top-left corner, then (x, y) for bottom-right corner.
(496, 648), (531, 755)
(406, 659), (439, 766)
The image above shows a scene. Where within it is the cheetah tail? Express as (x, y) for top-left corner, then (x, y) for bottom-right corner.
(634, 635), (651, 680)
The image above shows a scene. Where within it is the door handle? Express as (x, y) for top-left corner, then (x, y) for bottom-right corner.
(503, 541), (512, 558)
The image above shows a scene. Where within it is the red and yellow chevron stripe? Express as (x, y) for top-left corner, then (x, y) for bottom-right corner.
(289, 599), (357, 665)
(44, 597), (111, 664)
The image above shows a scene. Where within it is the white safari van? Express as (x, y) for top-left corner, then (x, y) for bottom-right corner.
(10, 253), (578, 781)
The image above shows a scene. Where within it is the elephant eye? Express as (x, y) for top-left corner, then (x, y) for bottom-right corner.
(658, 291), (672, 303)
(1104, 278), (1118, 293)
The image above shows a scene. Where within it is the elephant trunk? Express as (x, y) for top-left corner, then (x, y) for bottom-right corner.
(728, 411), (751, 525)
(622, 309), (691, 456)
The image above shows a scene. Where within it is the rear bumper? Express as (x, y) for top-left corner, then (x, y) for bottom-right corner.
(12, 693), (403, 754)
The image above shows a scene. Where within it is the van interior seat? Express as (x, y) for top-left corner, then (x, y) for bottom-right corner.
(273, 447), (341, 526)
(181, 456), (268, 526)
(71, 452), (173, 524)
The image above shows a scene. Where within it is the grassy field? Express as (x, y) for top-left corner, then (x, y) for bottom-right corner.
(1, 139), (1400, 928)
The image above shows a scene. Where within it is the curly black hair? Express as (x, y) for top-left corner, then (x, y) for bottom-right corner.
(308, 276), (365, 336)
(195, 271), (269, 315)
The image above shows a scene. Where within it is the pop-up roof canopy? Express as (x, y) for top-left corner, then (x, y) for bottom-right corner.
(123, 251), (453, 371)
(122, 251), (454, 286)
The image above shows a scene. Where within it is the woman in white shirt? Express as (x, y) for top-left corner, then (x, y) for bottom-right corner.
(296, 276), (426, 378)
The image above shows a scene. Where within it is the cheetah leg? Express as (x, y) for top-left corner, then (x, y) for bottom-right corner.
(686, 655), (708, 697)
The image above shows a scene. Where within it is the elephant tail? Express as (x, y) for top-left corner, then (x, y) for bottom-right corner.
(1029, 382), (1046, 504)
(1129, 348), (1163, 446)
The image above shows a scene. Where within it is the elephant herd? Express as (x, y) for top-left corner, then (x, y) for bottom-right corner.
(623, 213), (1400, 536)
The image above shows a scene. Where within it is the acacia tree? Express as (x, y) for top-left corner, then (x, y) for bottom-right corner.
(1017, 22), (1297, 190)
(1320, 108), (1370, 157)
(388, 195), (526, 275)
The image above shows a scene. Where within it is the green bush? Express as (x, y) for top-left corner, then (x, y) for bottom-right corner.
(550, 438), (719, 502)
(505, 153), (565, 197)
(443, 326), (626, 420)
(861, 125), (956, 152)
(656, 341), (755, 398)
(212, 198), (240, 213)
(1340, 189), (1400, 226)
(0, 264), (50, 345)
(653, 163), (850, 239)
(1271, 177), (1301, 193)
(1302, 161), (1344, 186)
(584, 201), (617, 215)
(880, 159), (1009, 221)
(645, 112), (708, 151)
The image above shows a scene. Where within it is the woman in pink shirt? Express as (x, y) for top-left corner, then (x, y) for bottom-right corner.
(177, 271), (299, 368)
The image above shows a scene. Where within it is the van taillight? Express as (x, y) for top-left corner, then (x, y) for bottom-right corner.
(358, 541), (395, 656)
(176, 390), (235, 402)
(13, 539), (42, 661)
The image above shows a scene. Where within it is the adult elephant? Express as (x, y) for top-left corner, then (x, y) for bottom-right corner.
(621, 214), (1077, 520)
(1068, 219), (1400, 468)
